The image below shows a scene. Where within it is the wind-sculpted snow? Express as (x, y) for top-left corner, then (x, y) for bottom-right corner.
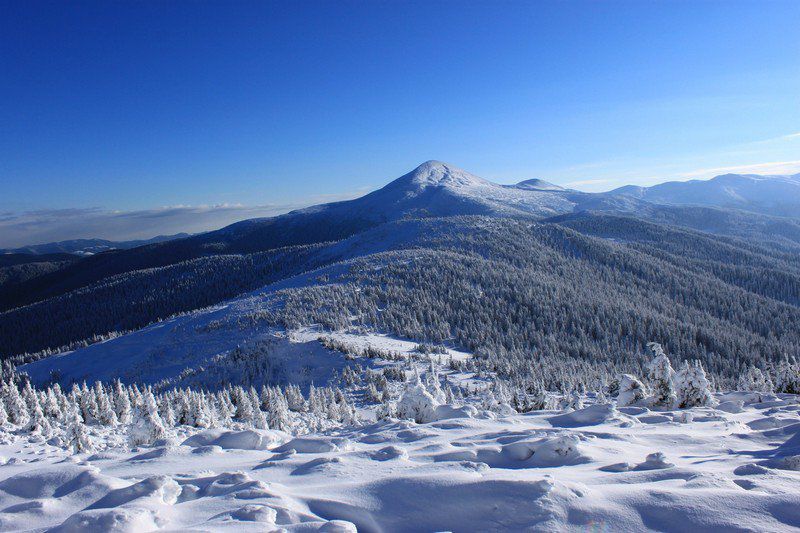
(0, 395), (798, 531)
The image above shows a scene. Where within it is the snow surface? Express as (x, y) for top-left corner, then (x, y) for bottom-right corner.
(0, 394), (798, 532)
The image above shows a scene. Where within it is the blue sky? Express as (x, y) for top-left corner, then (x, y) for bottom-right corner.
(1, 1), (799, 245)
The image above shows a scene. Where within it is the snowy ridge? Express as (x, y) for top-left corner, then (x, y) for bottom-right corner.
(608, 172), (800, 217)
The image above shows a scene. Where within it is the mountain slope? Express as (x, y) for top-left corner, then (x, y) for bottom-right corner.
(608, 173), (800, 217)
(17, 215), (800, 389)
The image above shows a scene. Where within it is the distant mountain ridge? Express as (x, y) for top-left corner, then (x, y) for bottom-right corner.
(2, 161), (800, 314)
(2, 233), (191, 256)
(607, 172), (800, 217)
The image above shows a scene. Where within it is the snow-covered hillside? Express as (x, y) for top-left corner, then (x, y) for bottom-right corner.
(0, 392), (798, 532)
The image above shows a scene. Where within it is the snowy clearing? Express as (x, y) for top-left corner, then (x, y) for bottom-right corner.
(0, 394), (798, 532)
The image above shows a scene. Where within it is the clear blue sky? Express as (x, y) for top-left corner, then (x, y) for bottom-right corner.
(1, 1), (799, 244)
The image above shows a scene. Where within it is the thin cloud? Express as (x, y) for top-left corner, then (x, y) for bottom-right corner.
(0, 187), (371, 249)
(562, 178), (617, 192)
(680, 160), (800, 179)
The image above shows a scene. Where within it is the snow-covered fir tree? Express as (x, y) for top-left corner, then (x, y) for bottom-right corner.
(774, 357), (800, 394)
(647, 342), (676, 408)
(63, 403), (93, 453)
(617, 374), (647, 407)
(128, 390), (167, 446)
(675, 360), (715, 408)
(737, 366), (773, 393)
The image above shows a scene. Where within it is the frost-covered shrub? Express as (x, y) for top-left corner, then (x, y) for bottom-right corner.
(617, 374), (647, 407)
(396, 379), (439, 424)
(675, 360), (715, 408)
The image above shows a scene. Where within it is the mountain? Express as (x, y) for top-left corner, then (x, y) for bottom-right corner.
(1, 233), (191, 256)
(3, 161), (800, 315)
(608, 173), (800, 217)
(0, 161), (619, 311)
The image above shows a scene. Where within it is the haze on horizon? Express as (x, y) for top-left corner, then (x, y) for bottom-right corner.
(2, 1), (799, 247)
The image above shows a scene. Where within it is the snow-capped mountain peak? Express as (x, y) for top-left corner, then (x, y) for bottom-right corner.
(389, 160), (493, 193)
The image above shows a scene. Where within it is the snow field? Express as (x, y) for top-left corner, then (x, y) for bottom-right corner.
(0, 393), (798, 532)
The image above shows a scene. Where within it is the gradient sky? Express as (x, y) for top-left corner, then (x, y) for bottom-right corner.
(2, 1), (799, 246)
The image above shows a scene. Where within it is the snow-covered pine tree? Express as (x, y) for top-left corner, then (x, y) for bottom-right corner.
(112, 380), (132, 424)
(128, 390), (167, 446)
(159, 394), (176, 427)
(265, 387), (289, 432)
(285, 384), (305, 412)
(0, 401), (7, 427)
(64, 403), (93, 453)
(215, 391), (234, 426)
(527, 379), (549, 410)
(774, 357), (800, 394)
(675, 360), (715, 408)
(1, 381), (29, 427)
(79, 383), (98, 424)
(396, 375), (439, 423)
(43, 389), (62, 422)
(231, 386), (254, 423)
(94, 382), (118, 426)
(617, 374), (647, 407)
(26, 396), (52, 436)
(646, 342), (676, 408)
(737, 365), (774, 393)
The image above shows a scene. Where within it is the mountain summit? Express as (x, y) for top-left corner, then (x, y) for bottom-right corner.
(392, 160), (493, 192)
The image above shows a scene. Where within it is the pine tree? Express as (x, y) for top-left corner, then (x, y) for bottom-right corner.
(774, 357), (800, 394)
(79, 383), (98, 424)
(647, 342), (676, 408)
(1, 381), (29, 427)
(267, 387), (291, 431)
(26, 398), (52, 436)
(94, 382), (118, 426)
(617, 374), (647, 407)
(737, 366), (773, 393)
(113, 380), (132, 424)
(231, 386), (254, 423)
(64, 404), (93, 454)
(396, 375), (438, 423)
(128, 391), (167, 446)
(675, 360), (715, 408)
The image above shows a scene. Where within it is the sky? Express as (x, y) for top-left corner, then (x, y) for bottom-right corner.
(1, 0), (799, 247)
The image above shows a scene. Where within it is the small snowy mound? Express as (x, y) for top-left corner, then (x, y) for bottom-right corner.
(0, 465), (111, 500)
(51, 508), (160, 533)
(501, 434), (589, 467)
(635, 452), (675, 471)
(548, 403), (620, 427)
(223, 504), (278, 523)
(370, 446), (408, 461)
(318, 520), (359, 532)
(86, 475), (180, 509)
(274, 436), (351, 454)
(182, 429), (288, 451)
